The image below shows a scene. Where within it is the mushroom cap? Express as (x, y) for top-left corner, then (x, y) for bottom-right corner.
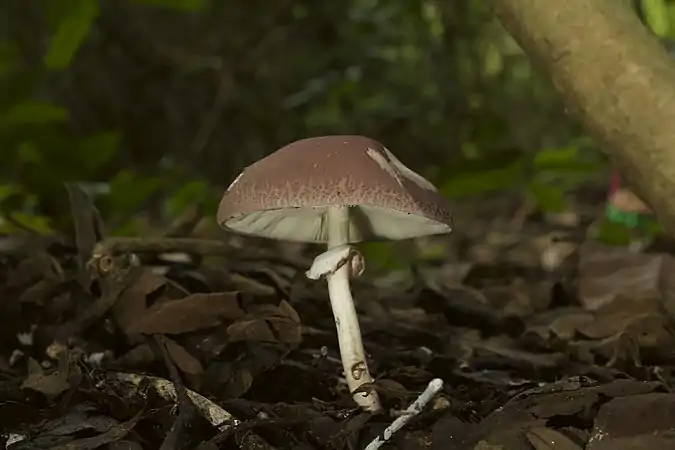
(218, 135), (453, 243)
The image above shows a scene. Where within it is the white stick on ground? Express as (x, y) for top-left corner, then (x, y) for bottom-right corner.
(322, 206), (381, 412)
(364, 378), (444, 450)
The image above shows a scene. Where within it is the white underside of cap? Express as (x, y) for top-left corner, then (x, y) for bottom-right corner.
(222, 205), (451, 243)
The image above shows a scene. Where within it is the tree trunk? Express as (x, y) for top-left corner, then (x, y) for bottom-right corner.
(492, 0), (675, 237)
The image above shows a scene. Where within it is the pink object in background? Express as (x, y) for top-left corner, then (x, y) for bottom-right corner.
(607, 169), (652, 215)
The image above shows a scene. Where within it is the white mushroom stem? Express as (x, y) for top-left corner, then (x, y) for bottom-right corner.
(322, 205), (381, 412)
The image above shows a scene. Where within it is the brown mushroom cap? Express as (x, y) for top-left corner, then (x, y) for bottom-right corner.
(218, 135), (453, 243)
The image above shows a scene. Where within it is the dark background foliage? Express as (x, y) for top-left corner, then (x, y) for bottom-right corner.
(0, 0), (670, 240)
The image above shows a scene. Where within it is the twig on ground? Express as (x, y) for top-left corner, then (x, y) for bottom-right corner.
(90, 236), (307, 271)
(364, 378), (444, 450)
(154, 334), (197, 450)
(111, 371), (276, 449)
(66, 183), (106, 291)
(92, 237), (232, 258)
(112, 371), (237, 430)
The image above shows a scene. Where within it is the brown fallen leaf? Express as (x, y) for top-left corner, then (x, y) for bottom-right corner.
(51, 409), (144, 450)
(548, 310), (594, 341)
(269, 300), (302, 346)
(526, 426), (582, 450)
(108, 441), (143, 450)
(19, 277), (64, 305)
(226, 300), (302, 346)
(114, 268), (167, 337)
(587, 393), (675, 450)
(473, 441), (504, 450)
(126, 292), (245, 335)
(227, 319), (276, 343)
(229, 273), (277, 297)
(21, 358), (70, 400)
(8, 251), (63, 288)
(574, 295), (673, 366)
(658, 255), (675, 319)
(163, 336), (204, 375)
(115, 344), (155, 368)
(66, 183), (106, 292)
(578, 242), (665, 310)
(475, 379), (661, 450)
(352, 379), (410, 408)
(57, 254), (136, 340)
(577, 296), (664, 340)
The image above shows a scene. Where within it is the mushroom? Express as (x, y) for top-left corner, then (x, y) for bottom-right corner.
(217, 135), (453, 412)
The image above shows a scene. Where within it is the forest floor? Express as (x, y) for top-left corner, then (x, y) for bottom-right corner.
(1, 185), (675, 450)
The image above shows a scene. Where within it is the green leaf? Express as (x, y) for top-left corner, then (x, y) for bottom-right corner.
(534, 146), (578, 167)
(528, 181), (567, 213)
(44, 0), (99, 70)
(359, 242), (405, 270)
(595, 219), (634, 246)
(0, 212), (53, 234)
(483, 42), (503, 76)
(534, 146), (606, 174)
(166, 180), (209, 217)
(536, 161), (606, 174)
(642, 0), (670, 37)
(17, 142), (43, 164)
(133, 0), (208, 11)
(0, 41), (19, 78)
(107, 170), (165, 217)
(440, 159), (527, 198)
(77, 131), (120, 171)
(0, 184), (22, 202)
(3, 101), (69, 125)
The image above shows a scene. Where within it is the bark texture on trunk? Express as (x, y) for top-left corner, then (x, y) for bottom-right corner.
(492, 0), (675, 236)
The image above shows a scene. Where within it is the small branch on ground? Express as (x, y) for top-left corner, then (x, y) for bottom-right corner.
(364, 378), (444, 450)
(92, 237), (232, 258)
(154, 334), (197, 450)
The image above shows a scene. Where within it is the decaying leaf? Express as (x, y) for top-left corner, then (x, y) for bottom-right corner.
(577, 296), (665, 340)
(525, 426), (582, 450)
(352, 378), (410, 407)
(21, 358), (71, 400)
(7, 405), (120, 449)
(473, 441), (505, 450)
(271, 300), (302, 345)
(578, 242), (665, 310)
(66, 183), (105, 292)
(7, 251), (63, 289)
(57, 254), (136, 339)
(229, 273), (276, 297)
(126, 292), (245, 335)
(113, 268), (167, 335)
(227, 319), (276, 343)
(587, 393), (675, 450)
(163, 336), (204, 375)
(474, 379), (662, 450)
(227, 300), (302, 346)
(114, 343), (155, 368)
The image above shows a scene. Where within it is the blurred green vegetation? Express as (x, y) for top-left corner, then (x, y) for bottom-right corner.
(0, 0), (672, 258)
